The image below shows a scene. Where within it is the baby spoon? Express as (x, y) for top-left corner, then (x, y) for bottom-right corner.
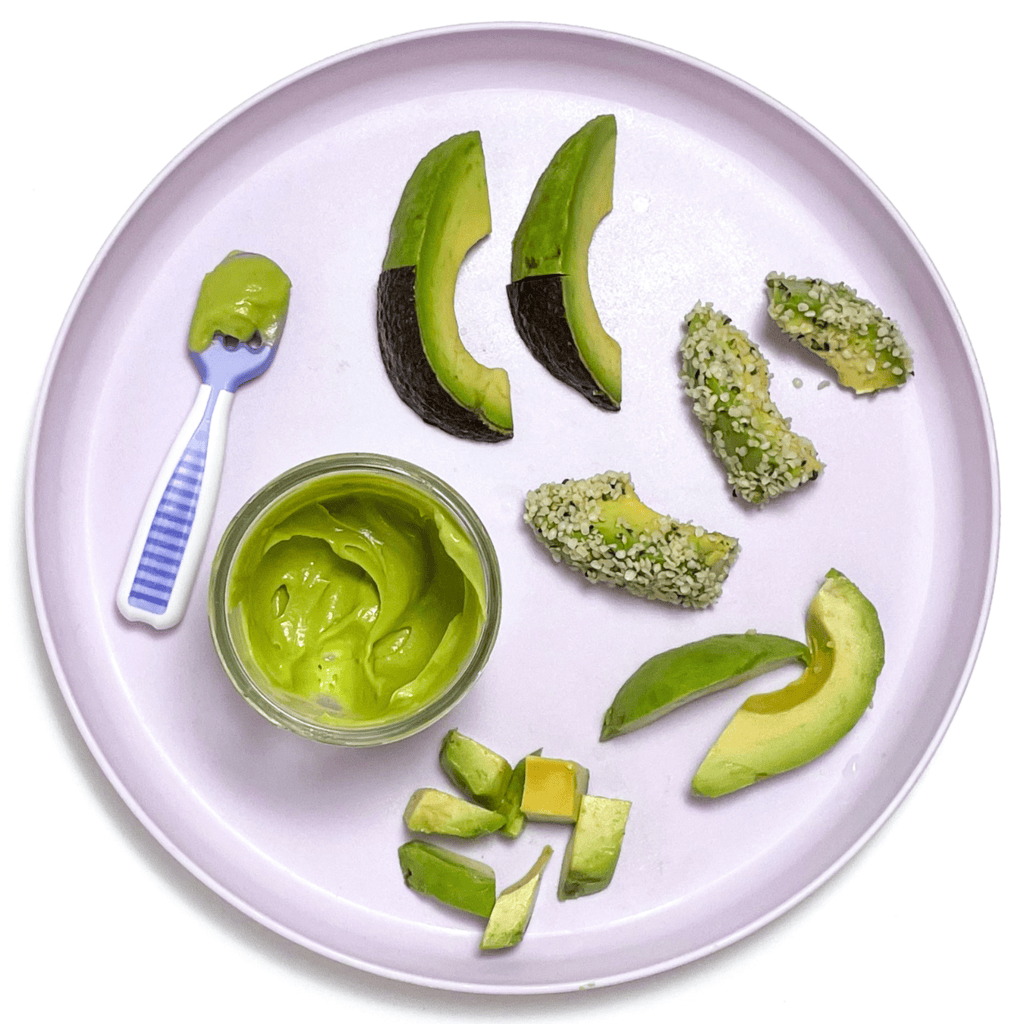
(117, 252), (290, 629)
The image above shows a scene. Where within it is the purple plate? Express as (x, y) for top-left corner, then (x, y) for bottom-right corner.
(26, 23), (998, 992)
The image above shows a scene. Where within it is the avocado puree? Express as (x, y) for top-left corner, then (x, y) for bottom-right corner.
(188, 250), (291, 352)
(228, 473), (488, 722)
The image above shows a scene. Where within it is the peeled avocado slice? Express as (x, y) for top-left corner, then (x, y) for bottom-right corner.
(692, 569), (884, 797)
(507, 114), (622, 410)
(378, 131), (513, 441)
(601, 632), (810, 740)
(480, 845), (554, 951)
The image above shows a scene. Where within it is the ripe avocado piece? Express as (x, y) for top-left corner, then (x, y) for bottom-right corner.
(439, 729), (513, 810)
(520, 755), (589, 823)
(402, 788), (506, 838)
(480, 845), (554, 951)
(496, 749), (541, 838)
(681, 302), (824, 504)
(524, 471), (739, 607)
(378, 131), (513, 441)
(692, 569), (884, 797)
(558, 794), (631, 900)
(398, 840), (496, 918)
(765, 273), (913, 394)
(601, 632), (810, 740)
(507, 114), (621, 410)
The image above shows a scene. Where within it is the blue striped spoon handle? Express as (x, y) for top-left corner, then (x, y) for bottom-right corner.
(117, 338), (277, 629)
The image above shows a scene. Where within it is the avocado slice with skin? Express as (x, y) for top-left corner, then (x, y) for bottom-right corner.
(480, 845), (554, 951)
(601, 632), (810, 740)
(692, 569), (884, 797)
(439, 729), (513, 810)
(508, 114), (621, 410)
(402, 788), (506, 838)
(378, 131), (513, 441)
(558, 794), (631, 900)
(398, 840), (496, 918)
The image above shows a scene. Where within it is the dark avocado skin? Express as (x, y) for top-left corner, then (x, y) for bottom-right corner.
(377, 266), (511, 442)
(507, 275), (619, 412)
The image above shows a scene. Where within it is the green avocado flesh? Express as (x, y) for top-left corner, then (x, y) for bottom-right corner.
(378, 131), (512, 441)
(399, 841), (496, 918)
(495, 751), (535, 838)
(226, 472), (487, 726)
(508, 114), (621, 410)
(481, 845), (554, 950)
(601, 633), (810, 740)
(188, 250), (291, 352)
(402, 788), (505, 838)
(439, 729), (513, 809)
(558, 794), (631, 900)
(692, 569), (884, 797)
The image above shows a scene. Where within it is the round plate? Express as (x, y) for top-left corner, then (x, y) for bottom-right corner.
(26, 23), (998, 993)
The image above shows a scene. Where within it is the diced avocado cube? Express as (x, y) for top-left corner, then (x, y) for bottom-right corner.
(398, 840), (496, 918)
(481, 845), (554, 951)
(520, 755), (589, 823)
(403, 788), (506, 838)
(558, 794), (631, 900)
(439, 729), (513, 809)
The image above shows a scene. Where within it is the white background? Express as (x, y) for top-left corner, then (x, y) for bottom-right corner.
(6, 2), (1020, 1020)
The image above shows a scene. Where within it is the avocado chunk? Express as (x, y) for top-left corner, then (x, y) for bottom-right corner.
(402, 788), (506, 838)
(439, 729), (513, 810)
(494, 749), (541, 838)
(507, 114), (621, 410)
(377, 131), (513, 441)
(681, 302), (824, 503)
(766, 273), (913, 394)
(480, 845), (554, 951)
(398, 840), (496, 918)
(520, 755), (589, 823)
(558, 794), (631, 900)
(692, 569), (885, 797)
(524, 470), (739, 607)
(601, 632), (810, 740)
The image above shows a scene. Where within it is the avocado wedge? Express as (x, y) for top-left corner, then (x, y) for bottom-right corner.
(402, 788), (506, 838)
(480, 845), (554, 951)
(507, 114), (621, 410)
(378, 131), (513, 441)
(398, 840), (496, 918)
(692, 569), (884, 797)
(600, 632), (810, 740)
(438, 728), (513, 810)
(558, 794), (631, 900)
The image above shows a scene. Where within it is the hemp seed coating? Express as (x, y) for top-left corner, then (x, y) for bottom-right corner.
(680, 302), (824, 504)
(766, 273), (913, 394)
(524, 471), (738, 608)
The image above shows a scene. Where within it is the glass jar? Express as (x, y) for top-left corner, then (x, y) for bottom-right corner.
(208, 453), (501, 745)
